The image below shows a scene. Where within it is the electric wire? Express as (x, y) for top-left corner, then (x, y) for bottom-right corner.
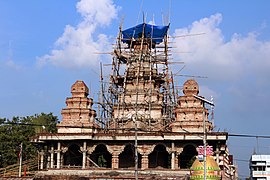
(2, 121), (270, 139)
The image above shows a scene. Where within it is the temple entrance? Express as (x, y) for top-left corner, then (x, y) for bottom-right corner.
(149, 144), (170, 168)
(179, 144), (197, 169)
(89, 144), (112, 168)
(63, 144), (83, 167)
(119, 144), (141, 168)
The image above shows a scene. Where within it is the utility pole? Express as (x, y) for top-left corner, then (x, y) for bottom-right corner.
(134, 117), (138, 180)
(18, 143), (23, 177)
(203, 110), (207, 180)
(131, 115), (138, 180)
(193, 95), (214, 180)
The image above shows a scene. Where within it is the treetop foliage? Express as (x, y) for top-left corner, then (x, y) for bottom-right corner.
(0, 113), (58, 168)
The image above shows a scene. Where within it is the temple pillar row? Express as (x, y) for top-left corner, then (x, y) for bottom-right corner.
(41, 142), (187, 170)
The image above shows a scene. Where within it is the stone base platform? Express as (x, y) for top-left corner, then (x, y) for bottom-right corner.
(34, 169), (190, 180)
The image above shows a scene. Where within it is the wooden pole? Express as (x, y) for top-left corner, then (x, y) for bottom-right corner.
(18, 143), (23, 177)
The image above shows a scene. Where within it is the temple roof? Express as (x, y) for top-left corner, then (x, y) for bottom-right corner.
(71, 80), (89, 97)
(183, 79), (199, 96)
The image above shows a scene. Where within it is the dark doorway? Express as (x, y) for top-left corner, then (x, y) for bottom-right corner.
(63, 144), (83, 167)
(90, 144), (112, 168)
(119, 144), (141, 168)
(179, 144), (197, 169)
(149, 144), (170, 168)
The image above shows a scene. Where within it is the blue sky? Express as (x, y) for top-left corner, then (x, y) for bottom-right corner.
(1, 0), (270, 178)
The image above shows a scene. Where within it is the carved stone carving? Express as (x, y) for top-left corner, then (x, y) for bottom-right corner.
(147, 143), (171, 154)
(137, 145), (153, 155)
(109, 145), (125, 156)
(38, 150), (45, 156)
(175, 147), (184, 156)
(87, 145), (97, 154)
(61, 147), (68, 153)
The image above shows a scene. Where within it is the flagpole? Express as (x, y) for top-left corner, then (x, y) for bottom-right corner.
(19, 143), (23, 177)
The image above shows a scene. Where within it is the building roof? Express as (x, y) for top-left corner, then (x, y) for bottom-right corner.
(251, 154), (270, 161)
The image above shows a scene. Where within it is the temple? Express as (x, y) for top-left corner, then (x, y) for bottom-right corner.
(33, 23), (237, 179)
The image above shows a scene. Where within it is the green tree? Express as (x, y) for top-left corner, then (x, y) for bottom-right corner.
(31, 113), (58, 133)
(98, 155), (107, 167)
(187, 156), (196, 168)
(0, 113), (58, 168)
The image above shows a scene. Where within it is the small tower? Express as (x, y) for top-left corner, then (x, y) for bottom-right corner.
(57, 80), (97, 133)
(171, 79), (213, 132)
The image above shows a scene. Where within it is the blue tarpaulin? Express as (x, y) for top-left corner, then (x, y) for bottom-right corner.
(122, 23), (169, 44)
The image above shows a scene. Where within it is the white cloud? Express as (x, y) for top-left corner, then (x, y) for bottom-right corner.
(173, 13), (270, 118)
(76, 0), (117, 26)
(173, 13), (270, 82)
(200, 85), (220, 101)
(37, 0), (119, 69)
(5, 59), (23, 71)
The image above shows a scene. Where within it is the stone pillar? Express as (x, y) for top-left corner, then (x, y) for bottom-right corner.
(215, 146), (220, 165)
(141, 155), (149, 169)
(106, 145), (124, 170)
(171, 142), (175, 170)
(82, 142), (87, 169)
(56, 142), (61, 169)
(50, 145), (54, 168)
(171, 151), (175, 169)
(86, 157), (90, 168)
(178, 154), (181, 169)
(61, 146), (68, 167)
(137, 145), (153, 170)
(111, 151), (121, 169)
(61, 154), (64, 167)
(40, 151), (45, 170)
(175, 155), (179, 169)
(112, 154), (119, 169)
(47, 155), (50, 169)
(175, 148), (183, 169)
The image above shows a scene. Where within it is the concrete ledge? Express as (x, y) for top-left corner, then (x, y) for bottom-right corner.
(34, 169), (190, 179)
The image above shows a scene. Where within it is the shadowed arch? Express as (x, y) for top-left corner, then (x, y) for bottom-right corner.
(149, 144), (170, 168)
(89, 144), (112, 168)
(119, 144), (141, 168)
(63, 144), (82, 166)
(179, 144), (197, 169)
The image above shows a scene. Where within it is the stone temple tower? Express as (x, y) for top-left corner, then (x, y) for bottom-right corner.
(172, 79), (213, 132)
(57, 80), (97, 133)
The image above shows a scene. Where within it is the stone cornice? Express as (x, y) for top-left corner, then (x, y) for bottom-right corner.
(33, 132), (228, 142)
